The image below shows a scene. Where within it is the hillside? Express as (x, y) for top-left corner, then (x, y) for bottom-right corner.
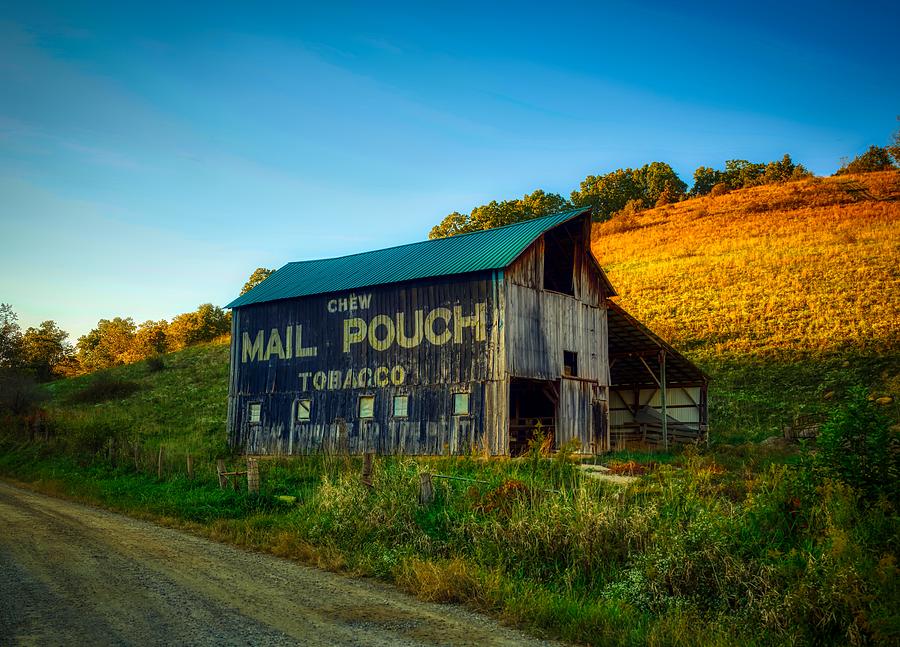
(592, 171), (900, 359)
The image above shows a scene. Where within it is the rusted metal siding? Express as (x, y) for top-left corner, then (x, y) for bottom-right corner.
(228, 273), (503, 455)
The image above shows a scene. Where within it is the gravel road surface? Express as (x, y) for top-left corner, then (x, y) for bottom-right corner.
(0, 482), (559, 646)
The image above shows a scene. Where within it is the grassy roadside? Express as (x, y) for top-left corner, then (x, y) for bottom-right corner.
(2, 423), (897, 646)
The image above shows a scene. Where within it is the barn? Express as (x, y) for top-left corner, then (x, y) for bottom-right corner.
(225, 207), (707, 456)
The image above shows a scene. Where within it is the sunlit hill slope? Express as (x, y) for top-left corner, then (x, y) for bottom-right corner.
(591, 171), (900, 361)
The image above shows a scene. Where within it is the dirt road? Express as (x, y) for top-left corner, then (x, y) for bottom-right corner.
(0, 482), (558, 646)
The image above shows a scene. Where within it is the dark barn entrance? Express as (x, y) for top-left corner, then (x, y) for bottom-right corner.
(509, 378), (557, 455)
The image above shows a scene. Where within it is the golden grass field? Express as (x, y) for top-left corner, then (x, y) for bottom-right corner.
(592, 171), (900, 361)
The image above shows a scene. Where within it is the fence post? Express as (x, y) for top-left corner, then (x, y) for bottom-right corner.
(419, 472), (433, 505)
(157, 447), (164, 480)
(361, 452), (374, 487)
(187, 454), (194, 481)
(216, 459), (227, 489)
(247, 458), (259, 494)
(133, 443), (140, 471)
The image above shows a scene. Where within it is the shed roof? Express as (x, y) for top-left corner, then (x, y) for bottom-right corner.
(228, 207), (598, 308)
(607, 301), (709, 388)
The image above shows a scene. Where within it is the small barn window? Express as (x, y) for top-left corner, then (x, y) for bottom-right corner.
(248, 402), (261, 424)
(392, 395), (409, 418)
(563, 351), (578, 377)
(296, 399), (311, 422)
(358, 395), (375, 419)
(453, 392), (470, 416)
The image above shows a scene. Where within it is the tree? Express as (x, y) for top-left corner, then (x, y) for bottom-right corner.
(572, 162), (686, 219)
(690, 166), (722, 197)
(888, 117), (900, 165)
(167, 304), (230, 350)
(241, 267), (275, 295)
(634, 162), (687, 205)
(0, 303), (23, 369)
(77, 317), (136, 371)
(767, 154), (795, 182)
(122, 320), (169, 363)
(836, 145), (897, 175)
(21, 320), (75, 381)
(723, 159), (766, 189)
(429, 189), (570, 239)
(571, 168), (641, 220)
(429, 211), (471, 239)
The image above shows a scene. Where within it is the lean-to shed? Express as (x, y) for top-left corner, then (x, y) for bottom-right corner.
(225, 207), (706, 455)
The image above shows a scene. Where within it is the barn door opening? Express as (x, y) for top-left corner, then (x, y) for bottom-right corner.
(509, 378), (558, 456)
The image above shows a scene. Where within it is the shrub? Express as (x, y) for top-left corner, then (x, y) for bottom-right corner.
(709, 182), (730, 197)
(0, 369), (46, 414)
(145, 356), (165, 373)
(836, 145), (897, 175)
(67, 375), (141, 404)
(816, 386), (899, 501)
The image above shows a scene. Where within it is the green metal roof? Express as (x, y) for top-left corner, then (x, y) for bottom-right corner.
(227, 207), (591, 308)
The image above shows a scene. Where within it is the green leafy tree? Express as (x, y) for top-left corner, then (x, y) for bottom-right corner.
(634, 162), (687, 205)
(764, 154), (811, 183)
(167, 304), (231, 350)
(723, 159), (766, 189)
(572, 163), (685, 220)
(571, 168), (641, 220)
(888, 117), (900, 165)
(123, 320), (169, 363)
(836, 145), (897, 175)
(77, 317), (136, 371)
(241, 267), (275, 295)
(690, 166), (722, 197)
(0, 303), (23, 369)
(429, 189), (570, 239)
(429, 211), (471, 239)
(21, 320), (75, 381)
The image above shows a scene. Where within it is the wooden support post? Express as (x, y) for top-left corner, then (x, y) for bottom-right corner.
(216, 459), (227, 490)
(133, 443), (140, 471)
(186, 454), (194, 481)
(419, 472), (433, 505)
(361, 452), (374, 487)
(660, 350), (668, 452)
(247, 458), (259, 494)
(157, 446), (164, 480)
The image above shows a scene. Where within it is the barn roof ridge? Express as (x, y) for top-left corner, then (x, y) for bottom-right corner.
(283, 205), (590, 267)
(227, 206), (592, 309)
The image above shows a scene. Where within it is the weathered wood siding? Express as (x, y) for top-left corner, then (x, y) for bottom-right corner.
(504, 213), (610, 451)
(228, 272), (505, 455)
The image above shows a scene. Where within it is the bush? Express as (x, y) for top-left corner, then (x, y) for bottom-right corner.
(816, 386), (899, 500)
(709, 182), (730, 197)
(0, 369), (46, 414)
(67, 375), (141, 404)
(145, 356), (165, 373)
(836, 145), (897, 175)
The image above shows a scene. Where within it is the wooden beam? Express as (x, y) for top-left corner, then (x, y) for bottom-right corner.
(638, 356), (661, 386)
(660, 350), (668, 452)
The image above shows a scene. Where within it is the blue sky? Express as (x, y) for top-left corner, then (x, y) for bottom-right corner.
(1, 1), (898, 340)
